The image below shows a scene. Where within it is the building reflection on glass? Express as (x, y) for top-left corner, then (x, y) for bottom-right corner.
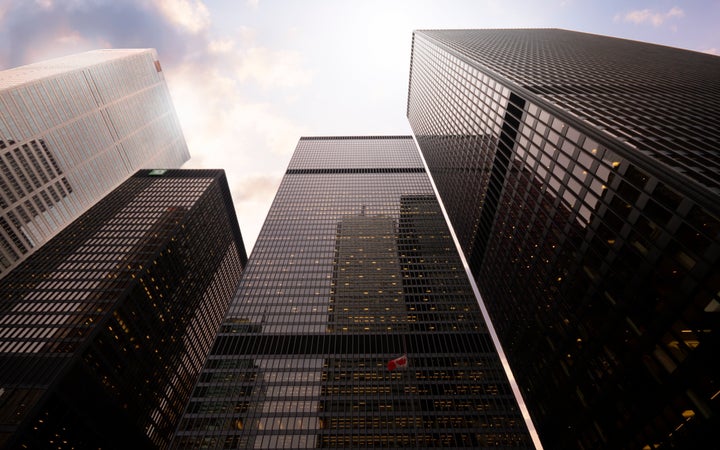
(172, 137), (535, 448)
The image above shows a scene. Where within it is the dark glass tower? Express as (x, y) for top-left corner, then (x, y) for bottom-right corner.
(172, 137), (535, 449)
(0, 169), (247, 449)
(407, 29), (720, 449)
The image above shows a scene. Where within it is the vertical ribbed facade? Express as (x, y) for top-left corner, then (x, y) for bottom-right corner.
(407, 29), (720, 449)
(0, 169), (246, 449)
(0, 49), (190, 277)
(172, 137), (534, 449)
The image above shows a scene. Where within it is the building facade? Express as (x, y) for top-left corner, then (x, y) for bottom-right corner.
(172, 137), (536, 449)
(0, 169), (247, 449)
(0, 49), (190, 277)
(407, 29), (720, 449)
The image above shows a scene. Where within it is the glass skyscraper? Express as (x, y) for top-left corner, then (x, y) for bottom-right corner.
(0, 169), (246, 449)
(0, 49), (190, 277)
(407, 29), (719, 449)
(172, 137), (536, 449)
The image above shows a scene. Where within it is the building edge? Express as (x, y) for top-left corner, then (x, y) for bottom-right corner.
(409, 133), (545, 449)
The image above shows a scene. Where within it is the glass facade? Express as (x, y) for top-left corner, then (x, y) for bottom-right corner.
(172, 137), (534, 448)
(0, 169), (247, 449)
(407, 30), (720, 449)
(0, 49), (190, 277)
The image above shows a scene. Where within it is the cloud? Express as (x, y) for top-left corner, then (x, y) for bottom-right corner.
(235, 47), (313, 89)
(208, 38), (234, 54)
(225, 170), (283, 252)
(169, 64), (303, 162)
(614, 7), (684, 27)
(237, 26), (257, 45)
(168, 60), (306, 250)
(0, 1), (206, 69)
(218, 27), (313, 90)
(228, 172), (282, 250)
(230, 174), (283, 203)
(703, 48), (719, 55)
(34, 0), (53, 10)
(154, 0), (210, 34)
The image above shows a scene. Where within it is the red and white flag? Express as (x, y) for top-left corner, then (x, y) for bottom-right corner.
(387, 354), (408, 371)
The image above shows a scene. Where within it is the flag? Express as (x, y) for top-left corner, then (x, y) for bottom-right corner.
(387, 354), (408, 371)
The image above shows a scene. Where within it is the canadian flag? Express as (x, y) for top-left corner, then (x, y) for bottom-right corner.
(387, 354), (408, 371)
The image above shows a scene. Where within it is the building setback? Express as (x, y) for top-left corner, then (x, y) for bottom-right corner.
(172, 137), (535, 449)
(407, 29), (720, 449)
(0, 169), (247, 449)
(0, 49), (190, 278)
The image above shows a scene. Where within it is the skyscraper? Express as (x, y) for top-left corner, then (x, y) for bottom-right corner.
(172, 137), (536, 449)
(407, 29), (719, 449)
(0, 169), (247, 449)
(0, 49), (190, 277)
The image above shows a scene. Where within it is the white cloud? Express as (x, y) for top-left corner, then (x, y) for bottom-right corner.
(235, 47), (313, 89)
(34, 0), (53, 9)
(54, 29), (84, 45)
(237, 26), (257, 45)
(154, 0), (210, 34)
(615, 7), (684, 27)
(208, 38), (234, 53)
(207, 27), (313, 90)
(230, 172), (283, 238)
(167, 62), (306, 251)
(20, 28), (113, 66)
(231, 174), (283, 203)
(703, 48), (719, 55)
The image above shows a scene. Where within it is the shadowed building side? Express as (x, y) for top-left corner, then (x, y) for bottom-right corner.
(408, 29), (720, 449)
(0, 169), (246, 449)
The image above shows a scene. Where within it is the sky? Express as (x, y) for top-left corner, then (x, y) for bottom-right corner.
(0, 0), (718, 253)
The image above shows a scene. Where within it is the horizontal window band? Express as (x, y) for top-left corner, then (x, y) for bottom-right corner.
(286, 168), (426, 174)
(211, 332), (493, 356)
(299, 136), (412, 141)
